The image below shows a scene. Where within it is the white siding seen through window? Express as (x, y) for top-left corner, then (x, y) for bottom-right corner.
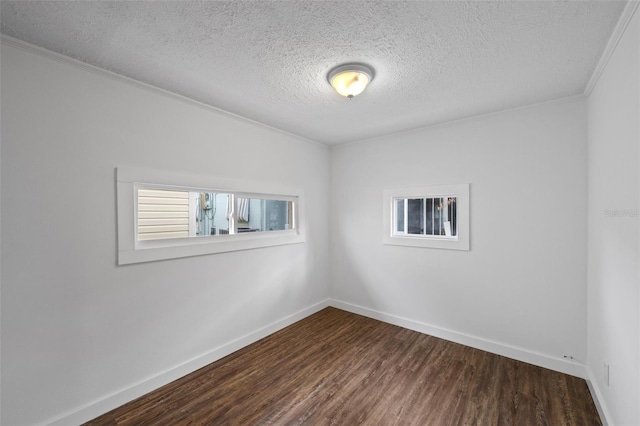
(137, 189), (190, 240)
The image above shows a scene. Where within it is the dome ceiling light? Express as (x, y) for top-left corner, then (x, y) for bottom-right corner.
(327, 63), (374, 99)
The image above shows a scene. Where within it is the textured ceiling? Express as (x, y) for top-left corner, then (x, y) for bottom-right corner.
(0, 1), (627, 145)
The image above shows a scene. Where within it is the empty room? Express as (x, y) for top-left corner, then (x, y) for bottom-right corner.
(1, 1), (638, 425)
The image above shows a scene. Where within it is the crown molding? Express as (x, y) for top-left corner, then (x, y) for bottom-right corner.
(584, 0), (639, 95)
(0, 35), (328, 150)
(335, 94), (586, 149)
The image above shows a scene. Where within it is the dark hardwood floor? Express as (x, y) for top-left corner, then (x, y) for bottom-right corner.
(86, 307), (601, 425)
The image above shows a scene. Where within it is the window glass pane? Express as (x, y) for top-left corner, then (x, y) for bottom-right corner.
(195, 192), (230, 236)
(435, 197), (444, 235)
(429, 196), (457, 237)
(242, 198), (293, 232)
(137, 188), (189, 240)
(266, 200), (293, 231)
(395, 198), (404, 233)
(425, 198), (433, 235)
(407, 198), (424, 235)
(448, 197), (457, 237)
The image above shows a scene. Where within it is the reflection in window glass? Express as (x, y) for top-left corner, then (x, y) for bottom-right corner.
(264, 199), (293, 231)
(244, 199), (293, 232)
(195, 192), (230, 236)
(425, 198), (433, 235)
(407, 198), (424, 235)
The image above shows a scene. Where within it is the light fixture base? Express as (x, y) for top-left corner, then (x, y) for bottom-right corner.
(327, 63), (375, 98)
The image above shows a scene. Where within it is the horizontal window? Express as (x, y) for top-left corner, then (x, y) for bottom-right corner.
(135, 188), (296, 241)
(383, 184), (469, 251)
(117, 167), (305, 265)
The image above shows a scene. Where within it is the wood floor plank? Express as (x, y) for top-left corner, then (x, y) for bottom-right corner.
(85, 308), (601, 425)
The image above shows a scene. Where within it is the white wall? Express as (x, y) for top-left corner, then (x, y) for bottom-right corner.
(587, 6), (639, 426)
(2, 12), (637, 425)
(330, 98), (588, 375)
(0, 41), (330, 425)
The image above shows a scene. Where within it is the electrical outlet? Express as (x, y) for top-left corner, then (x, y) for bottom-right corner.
(603, 361), (610, 386)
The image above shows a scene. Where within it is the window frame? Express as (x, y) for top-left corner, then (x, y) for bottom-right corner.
(117, 167), (305, 265)
(393, 196), (457, 239)
(383, 184), (470, 251)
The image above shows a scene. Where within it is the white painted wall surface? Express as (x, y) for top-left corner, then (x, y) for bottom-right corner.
(330, 98), (588, 375)
(0, 42), (330, 425)
(587, 7), (639, 426)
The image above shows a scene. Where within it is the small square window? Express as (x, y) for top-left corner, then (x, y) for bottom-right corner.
(383, 184), (469, 251)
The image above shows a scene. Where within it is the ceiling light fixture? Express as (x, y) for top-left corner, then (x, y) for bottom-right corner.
(327, 63), (374, 99)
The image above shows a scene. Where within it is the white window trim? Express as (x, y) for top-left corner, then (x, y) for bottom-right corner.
(383, 184), (470, 251)
(117, 167), (305, 265)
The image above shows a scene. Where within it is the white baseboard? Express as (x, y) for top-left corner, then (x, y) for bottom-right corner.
(329, 299), (588, 379)
(46, 299), (330, 426)
(585, 366), (613, 426)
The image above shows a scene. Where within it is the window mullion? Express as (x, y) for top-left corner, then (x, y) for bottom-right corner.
(229, 193), (237, 235)
(423, 198), (427, 235)
(404, 199), (408, 234)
